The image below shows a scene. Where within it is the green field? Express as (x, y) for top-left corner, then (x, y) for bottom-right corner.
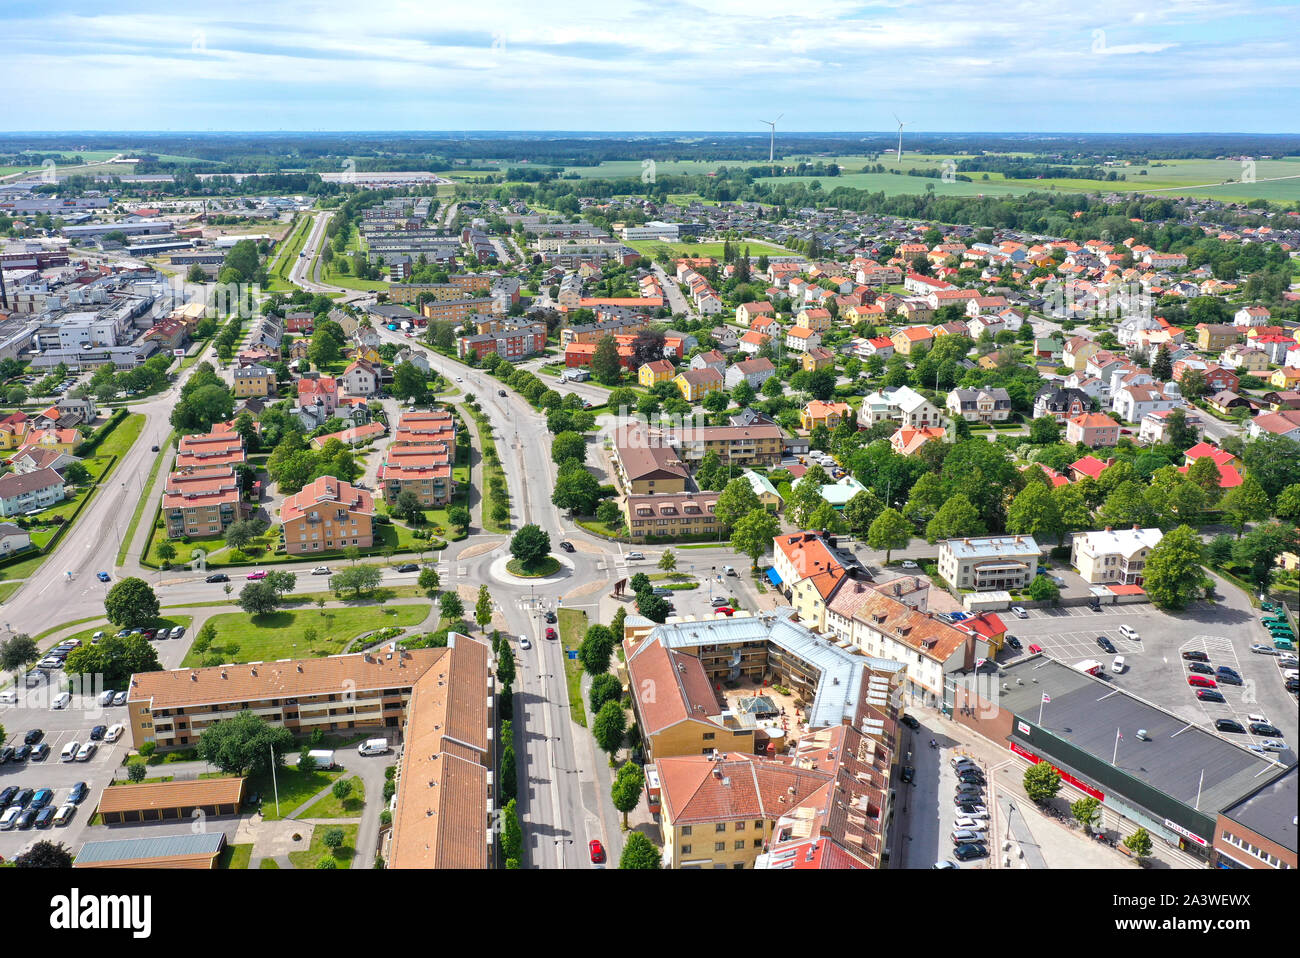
(626, 238), (794, 259)
(180, 603), (430, 665)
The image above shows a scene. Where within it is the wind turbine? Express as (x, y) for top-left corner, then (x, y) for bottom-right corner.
(760, 113), (783, 164)
(893, 113), (907, 164)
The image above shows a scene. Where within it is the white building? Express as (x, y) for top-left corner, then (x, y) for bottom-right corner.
(1070, 527), (1163, 585)
(937, 536), (1041, 593)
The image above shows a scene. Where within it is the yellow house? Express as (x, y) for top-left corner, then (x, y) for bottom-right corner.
(674, 367), (724, 402)
(802, 346), (835, 373)
(0, 419), (28, 450)
(800, 400), (853, 431)
(232, 364), (274, 398)
(1270, 367), (1300, 389)
(638, 359), (676, 388)
(796, 307), (832, 333)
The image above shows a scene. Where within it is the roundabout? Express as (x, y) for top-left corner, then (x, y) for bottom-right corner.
(489, 551), (573, 585)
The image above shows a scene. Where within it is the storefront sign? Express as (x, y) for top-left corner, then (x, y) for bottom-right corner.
(1163, 818), (1208, 847)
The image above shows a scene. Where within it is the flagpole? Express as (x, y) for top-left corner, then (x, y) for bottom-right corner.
(1112, 727), (1120, 765)
(1038, 696), (1045, 725)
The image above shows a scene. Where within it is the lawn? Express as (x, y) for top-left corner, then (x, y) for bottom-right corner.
(0, 582), (22, 604)
(93, 413), (145, 461)
(467, 407), (511, 534)
(300, 775), (365, 819)
(218, 843), (254, 869)
(626, 239), (794, 260)
(118, 430), (175, 565)
(180, 604), (430, 665)
(288, 822), (358, 869)
(248, 764), (343, 821)
(557, 607), (589, 728)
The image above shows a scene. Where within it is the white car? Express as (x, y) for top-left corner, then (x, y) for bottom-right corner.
(900, 560), (918, 569)
(1259, 739), (1287, 752)
(0, 807), (20, 830)
(519, 636), (532, 650)
(1112, 655), (1126, 674)
(1250, 644), (1278, 655)
(953, 804), (989, 819)
(954, 818), (988, 833)
(76, 742), (97, 761)
(627, 552), (645, 561)
(311, 566), (332, 575)
(105, 723), (124, 743)
(61, 740), (80, 762)
(1010, 606), (1028, 619)
(53, 804), (76, 827)
(51, 691), (71, 709)
(1118, 624), (1140, 642)
(1246, 713), (1271, 726)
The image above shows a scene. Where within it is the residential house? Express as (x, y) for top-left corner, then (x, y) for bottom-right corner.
(296, 375), (339, 416)
(1195, 323), (1244, 352)
(740, 470), (782, 512)
(689, 350), (728, 376)
(937, 536), (1041, 592)
(1207, 390), (1252, 416)
(0, 467), (67, 516)
(801, 346), (835, 373)
(611, 426), (690, 495)
(795, 308), (832, 333)
(1270, 367), (1300, 390)
(723, 357), (776, 391)
(624, 491), (722, 542)
(1219, 344), (1269, 373)
(1177, 442), (1242, 489)
(1247, 409), (1300, 442)
(1138, 409), (1201, 445)
(785, 326), (821, 353)
(674, 367), (725, 403)
(946, 387), (1011, 423)
(735, 301), (775, 327)
(1111, 382), (1180, 422)
(1065, 412), (1120, 447)
(856, 386), (943, 429)
(737, 330), (770, 355)
(1062, 336), (1102, 372)
(890, 425), (946, 456)
(8, 447), (79, 476)
(638, 358), (676, 388)
(890, 326), (933, 356)
(0, 522), (32, 558)
(1233, 306), (1271, 327)
(232, 364), (274, 398)
(1069, 455), (1114, 483)
(1071, 527), (1163, 586)
(1034, 386), (1092, 421)
(800, 400), (853, 432)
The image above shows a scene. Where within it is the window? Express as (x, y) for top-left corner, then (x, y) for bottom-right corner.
(753, 838), (763, 848)
(681, 825), (692, 836)
(714, 842), (726, 852)
(702, 732), (715, 741)
(681, 845), (691, 855)
(736, 821), (746, 831)
(715, 822), (726, 833)
(734, 840), (745, 850)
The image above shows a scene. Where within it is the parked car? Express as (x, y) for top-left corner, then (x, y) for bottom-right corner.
(15, 808), (37, 829)
(1027, 644), (1043, 655)
(0, 786), (17, 806)
(1111, 656), (1125, 673)
(954, 804), (988, 819)
(711, 596), (729, 607)
(900, 560), (919, 569)
(23, 729), (43, 745)
(52, 804), (76, 827)
(105, 724), (124, 743)
(76, 742), (97, 761)
(900, 714), (920, 731)
(51, 692), (71, 709)
(953, 842), (988, 861)
(1096, 636), (1116, 654)
(1118, 624), (1140, 641)
(11, 788), (34, 808)
(1258, 739), (1287, 752)
(33, 806), (56, 828)
(61, 741), (80, 762)
(246, 570), (267, 580)
(1214, 718), (1246, 734)
(30, 788), (54, 810)
(1187, 675), (1217, 688)
(31, 743), (49, 761)
(1187, 662), (1215, 675)
(311, 566), (332, 575)
(1005, 635), (1022, 651)
(112, 691), (128, 706)
(1010, 606), (1027, 619)
(13, 745), (30, 761)
(1216, 673), (1243, 686)
(67, 782), (88, 805)
(170, 626), (186, 640)
(933, 861), (959, 869)
(715, 607), (735, 616)
(900, 765), (915, 783)
(205, 573), (230, 583)
(1249, 722), (1282, 737)
(627, 552), (645, 561)
(1196, 690), (1225, 703)
(1250, 644), (1278, 655)
(951, 757), (979, 770)
(651, 587), (671, 596)
(89, 725), (107, 741)
(951, 829), (984, 845)
(1181, 650), (1210, 662)
(544, 611), (557, 624)
(957, 771), (986, 785)
(954, 818), (988, 833)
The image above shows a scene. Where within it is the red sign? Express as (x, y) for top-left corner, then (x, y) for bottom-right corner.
(1009, 741), (1105, 801)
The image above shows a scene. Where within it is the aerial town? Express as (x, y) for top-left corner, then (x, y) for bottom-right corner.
(0, 6), (1295, 914)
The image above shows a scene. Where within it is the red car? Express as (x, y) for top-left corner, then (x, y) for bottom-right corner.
(715, 607), (735, 616)
(246, 570), (267, 580)
(545, 627), (557, 640)
(1027, 644), (1043, 655)
(589, 839), (605, 864)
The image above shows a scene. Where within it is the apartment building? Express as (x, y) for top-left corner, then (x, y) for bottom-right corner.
(386, 633), (495, 870)
(392, 409), (455, 446)
(625, 491), (722, 542)
(162, 466), (241, 539)
(125, 646), (445, 751)
(175, 428), (246, 472)
(937, 536), (1041, 592)
(654, 423), (784, 467)
(420, 297), (495, 325)
(1070, 526), (1163, 586)
(674, 367), (725, 403)
(377, 443), (454, 507)
(1064, 412), (1120, 447)
(232, 364), (274, 398)
(0, 467), (67, 517)
(611, 426), (690, 495)
(457, 321), (547, 362)
(280, 476), (374, 555)
(856, 385), (943, 429)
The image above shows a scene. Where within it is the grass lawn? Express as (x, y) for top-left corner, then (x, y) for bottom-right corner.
(0, 551), (54, 583)
(506, 555), (560, 577)
(93, 413), (145, 461)
(467, 407), (511, 534)
(248, 764), (343, 822)
(0, 581), (22, 604)
(557, 608), (589, 728)
(181, 604), (429, 665)
(218, 843), (254, 869)
(300, 775), (365, 819)
(118, 430), (175, 564)
(259, 858), (280, 869)
(288, 822), (359, 869)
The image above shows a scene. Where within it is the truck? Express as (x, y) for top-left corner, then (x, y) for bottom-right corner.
(1074, 659), (1105, 677)
(307, 749), (337, 769)
(358, 738), (390, 757)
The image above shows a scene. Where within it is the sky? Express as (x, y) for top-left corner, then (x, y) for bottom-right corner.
(1, 0), (1297, 132)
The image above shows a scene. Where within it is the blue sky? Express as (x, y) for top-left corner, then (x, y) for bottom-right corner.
(2, 0), (1296, 132)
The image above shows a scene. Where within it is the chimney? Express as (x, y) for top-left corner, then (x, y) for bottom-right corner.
(221, 669), (228, 679)
(1104, 526), (1112, 533)
(296, 664), (303, 672)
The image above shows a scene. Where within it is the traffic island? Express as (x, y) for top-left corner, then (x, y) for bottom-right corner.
(505, 555), (561, 578)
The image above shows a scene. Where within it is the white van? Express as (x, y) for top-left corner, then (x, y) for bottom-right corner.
(1118, 624), (1140, 641)
(99, 690), (117, 707)
(51, 691), (71, 709)
(0, 689), (17, 704)
(358, 738), (390, 757)
(1112, 655), (1126, 673)
(61, 740), (80, 762)
(722, 565), (737, 577)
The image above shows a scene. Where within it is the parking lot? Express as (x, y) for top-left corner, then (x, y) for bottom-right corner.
(0, 683), (132, 859)
(999, 591), (1297, 765)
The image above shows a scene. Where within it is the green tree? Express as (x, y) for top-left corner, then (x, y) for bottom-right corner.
(590, 334), (622, 385)
(1097, 480), (1155, 529)
(238, 580), (281, 617)
(636, 592), (671, 623)
(730, 508), (780, 570)
(474, 585), (494, 631)
(1027, 575), (1061, 603)
(1124, 826), (1153, 859)
(1241, 434), (1300, 499)
(842, 488), (884, 538)
(418, 566), (440, 595)
(1232, 521), (1300, 591)
(496, 640), (516, 688)
(392, 489), (425, 524)
(611, 761), (645, 827)
(448, 505), (470, 532)
(329, 563), (383, 598)
(868, 507), (913, 563)
(1275, 483), (1300, 523)
(579, 624), (616, 676)
(104, 577), (159, 629)
(1219, 475), (1270, 537)
(1185, 455), (1223, 499)
(332, 778), (353, 802)
(501, 798), (523, 862)
(1051, 483), (1092, 544)
(499, 744), (517, 801)
(223, 519), (262, 552)
(1023, 759), (1062, 804)
(510, 524), (551, 566)
(440, 590), (465, 622)
(551, 464), (601, 515)
(0, 633), (40, 680)
(592, 698), (627, 762)
(196, 710), (294, 776)
(322, 827), (345, 851)
(551, 430), (587, 465)
(12, 840), (74, 868)
(589, 672), (623, 714)
(1006, 483), (1062, 543)
(155, 541), (177, 565)
(1071, 796), (1101, 831)
(925, 493), (985, 543)
(126, 761), (147, 783)
(1028, 415), (1062, 445)
(715, 476), (762, 529)
(1144, 525), (1209, 610)
(620, 830), (662, 869)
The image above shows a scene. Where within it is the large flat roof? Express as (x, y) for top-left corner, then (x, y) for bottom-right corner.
(998, 656), (1285, 816)
(1220, 765), (1297, 854)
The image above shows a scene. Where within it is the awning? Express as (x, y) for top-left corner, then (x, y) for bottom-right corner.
(765, 567), (782, 586)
